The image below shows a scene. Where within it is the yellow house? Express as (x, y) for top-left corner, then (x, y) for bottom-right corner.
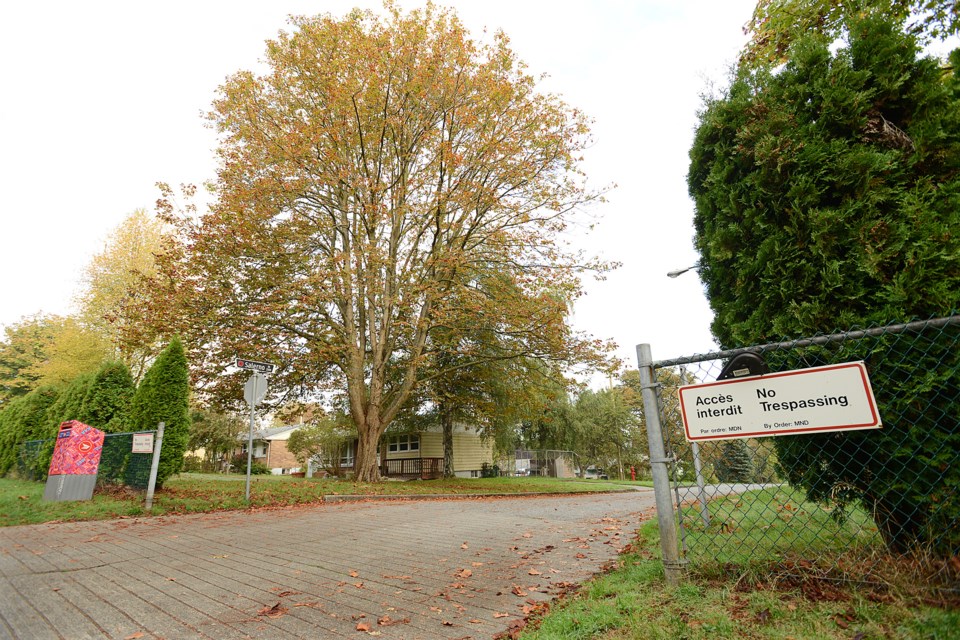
(376, 423), (495, 479)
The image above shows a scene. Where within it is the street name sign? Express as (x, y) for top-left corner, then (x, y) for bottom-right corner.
(236, 358), (275, 374)
(678, 361), (881, 442)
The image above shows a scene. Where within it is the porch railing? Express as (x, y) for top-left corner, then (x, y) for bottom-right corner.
(381, 457), (443, 480)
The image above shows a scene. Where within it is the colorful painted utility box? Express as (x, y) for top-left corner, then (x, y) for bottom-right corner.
(43, 420), (105, 502)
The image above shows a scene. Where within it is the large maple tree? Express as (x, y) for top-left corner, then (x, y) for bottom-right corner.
(142, 5), (613, 481)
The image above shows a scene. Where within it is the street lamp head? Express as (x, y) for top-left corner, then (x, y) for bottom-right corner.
(667, 264), (699, 278)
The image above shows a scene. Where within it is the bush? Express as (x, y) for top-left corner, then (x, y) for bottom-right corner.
(688, 16), (960, 553)
(0, 386), (61, 476)
(79, 361), (135, 433)
(129, 337), (191, 488)
(229, 453), (271, 474)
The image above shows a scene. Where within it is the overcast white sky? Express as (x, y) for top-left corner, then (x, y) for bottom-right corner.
(0, 0), (759, 373)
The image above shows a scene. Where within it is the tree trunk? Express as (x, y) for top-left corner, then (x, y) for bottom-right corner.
(354, 419), (383, 482)
(442, 406), (455, 479)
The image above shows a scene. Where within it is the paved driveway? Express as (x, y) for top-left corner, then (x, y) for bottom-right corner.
(0, 491), (656, 640)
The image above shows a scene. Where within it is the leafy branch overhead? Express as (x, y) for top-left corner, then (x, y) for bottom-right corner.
(742, 0), (959, 68)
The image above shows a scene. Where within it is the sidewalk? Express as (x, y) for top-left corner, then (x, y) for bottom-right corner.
(0, 491), (655, 640)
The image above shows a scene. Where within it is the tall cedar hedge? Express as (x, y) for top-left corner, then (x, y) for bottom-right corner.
(129, 337), (191, 487)
(0, 386), (61, 475)
(79, 361), (135, 433)
(30, 373), (94, 479)
(689, 17), (959, 552)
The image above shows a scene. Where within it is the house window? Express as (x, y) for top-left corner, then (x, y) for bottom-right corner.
(387, 434), (420, 453)
(241, 443), (268, 458)
(340, 442), (355, 467)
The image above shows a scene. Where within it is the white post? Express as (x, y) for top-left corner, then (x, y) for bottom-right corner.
(144, 422), (165, 512)
(245, 400), (255, 502)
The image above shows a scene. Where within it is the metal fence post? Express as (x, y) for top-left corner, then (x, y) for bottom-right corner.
(144, 421), (165, 512)
(691, 440), (711, 528)
(637, 343), (685, 586)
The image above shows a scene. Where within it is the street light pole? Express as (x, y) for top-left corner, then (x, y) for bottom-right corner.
(666, 262), (711, 527)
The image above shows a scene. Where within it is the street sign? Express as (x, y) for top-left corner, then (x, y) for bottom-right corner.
(236, 358), (275, 374)
(678, 361), (881, 442)
(244, 372), (268, 407)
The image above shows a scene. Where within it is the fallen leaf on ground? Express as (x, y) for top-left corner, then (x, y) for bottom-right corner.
(461, 542), (469, 549)
(123, 634), (145, 640)
(356, 622), (371, 632)
(257, 602), (288, 619)
(494, 612), (509, 618)
(349, 570), (360, 578)
(528, 569), (541, 575)
(455, 568), (473, 579)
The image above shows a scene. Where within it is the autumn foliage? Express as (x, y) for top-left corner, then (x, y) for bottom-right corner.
(134, 5), (614, 481)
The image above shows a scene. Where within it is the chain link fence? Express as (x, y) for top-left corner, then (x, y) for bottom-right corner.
(495, 449), (581, 478)
(646, 316), (959, 592)
(18, 431), (156, 490)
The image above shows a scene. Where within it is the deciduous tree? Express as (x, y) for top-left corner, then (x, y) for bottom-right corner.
(0, 315), (110, 403)
(189, 408), (245, 471)
(141, 5), (613, 481)
(77, 209), (168, 381)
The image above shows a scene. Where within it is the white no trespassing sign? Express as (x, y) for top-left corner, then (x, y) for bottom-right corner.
(678, 361), (881, 442)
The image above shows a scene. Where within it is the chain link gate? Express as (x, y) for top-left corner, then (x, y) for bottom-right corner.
(638, 316), (960, 592)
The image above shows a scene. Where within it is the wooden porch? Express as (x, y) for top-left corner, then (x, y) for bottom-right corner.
(381, 457), (443, 480)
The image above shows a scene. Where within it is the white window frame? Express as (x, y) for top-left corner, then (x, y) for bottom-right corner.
(387, 434), (420, 453)
(340, 442), (355, 467)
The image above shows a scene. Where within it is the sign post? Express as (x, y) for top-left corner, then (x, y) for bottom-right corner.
(243, 371), (269, 502)
(144, 422), (165, 512)
(678, 361), (881, 442)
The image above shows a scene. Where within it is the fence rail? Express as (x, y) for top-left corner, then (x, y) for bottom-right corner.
(642, 315), (960, 592)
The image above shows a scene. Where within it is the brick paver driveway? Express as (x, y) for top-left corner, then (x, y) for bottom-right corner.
(0, 491), (656, 640)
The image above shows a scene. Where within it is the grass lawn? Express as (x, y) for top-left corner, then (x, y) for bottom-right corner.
(0, 473), (629, 527)
(517, 489), (959, 640)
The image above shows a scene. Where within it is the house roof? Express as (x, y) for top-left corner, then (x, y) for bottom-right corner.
(250, 425), (300, 441)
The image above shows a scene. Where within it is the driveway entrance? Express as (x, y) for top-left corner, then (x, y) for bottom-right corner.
(0, 491), (655, 639)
